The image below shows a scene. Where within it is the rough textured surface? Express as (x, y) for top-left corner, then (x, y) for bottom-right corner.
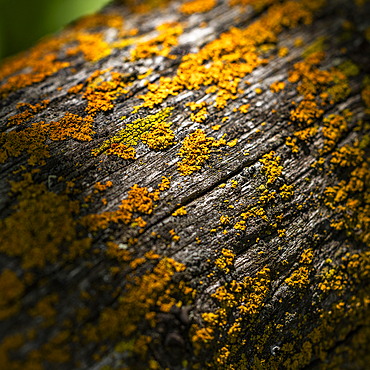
(0, 0), (370, 369)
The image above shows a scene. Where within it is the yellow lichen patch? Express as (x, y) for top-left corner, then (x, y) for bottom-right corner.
(285, 266), (310, 289)
(324, 144), (370, 246)
(177, 129), (226, 175)
(270, 80), (285, 93)
(0, 269), (25, 320)
(180, 0), (216, 14)
(7, 100), (50, 127)
(29, 293), (59, 327)
(106, 143), (136, 160)
(0, 178), (91, 269)
(48, 113), (95, 142)
(278, 46), (289, 57)
(141, 115), (175, 150)
(172, 206), (187, 216)
(280, 183), (294, 199)
(227, 138), (238, 147)
(92, 107), (173, 157)
(158, 176), (171, 191)
(330, 142), (364, 168)
(285, 136), (299, 153)
(215, 248), (235, 273)
(235, 206), (268, 230)
(130, 22), (182, 61)
(259, 150), (283, 184)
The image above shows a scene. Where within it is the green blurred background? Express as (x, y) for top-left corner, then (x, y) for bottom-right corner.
(0, 0), (111, 61)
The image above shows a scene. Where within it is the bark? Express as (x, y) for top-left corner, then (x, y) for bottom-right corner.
(0, 0), (370, 369)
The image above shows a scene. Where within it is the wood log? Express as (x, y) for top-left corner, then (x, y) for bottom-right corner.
(1, 0), (370, 369)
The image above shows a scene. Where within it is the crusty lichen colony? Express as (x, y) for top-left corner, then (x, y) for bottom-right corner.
(0, 0), (370, 369)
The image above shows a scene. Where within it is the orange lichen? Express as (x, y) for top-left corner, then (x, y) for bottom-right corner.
(172, 206), (187, 216)
(259, 150), (283, 184)
(158, 176), (171, 191)
(83, 71), (128, 116)
(106, 143), (136, 160)
(48, 113), (95, 142)
(180, 0), (216, 14)
(0, 41), (70, 99)
(135, 0), (325, 111)
(80, 184), (159, 232)
(130, 22), (182, 61)
(0, 269), (25, 320)
(0, 178), (91, 269)
(270, 80), (285, 93)
(177, 129), (226, 175)
(7, 100), (49, 126)
(66, 32), (111, 62)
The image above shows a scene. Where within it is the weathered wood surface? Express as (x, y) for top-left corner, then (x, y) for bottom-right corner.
(0, 0), (370, 369)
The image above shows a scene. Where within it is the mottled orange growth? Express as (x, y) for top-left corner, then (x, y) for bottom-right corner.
(172, 206), (187, 216)
(169, 229), (180, 242)
(136, 0), (325, 111)
(325, 142), (370, 246)
(140, 116), (175, 150)
(94, 257), (189, 341)
(187, 101), (209, 122)
(0, 121), (50, 165)
(280, 183), (294, 199)
(177, 129), (226, 175)
(192, 266), (271, 365)
(290, 95), (324, 125)
(294, 126), (318, 141)
(0, 177), (91, 269)
(285, 266), (310, 289)
(239, 104), (250, 113)
(130, 22), (182, 61)
(330, 142), (364, 168)
(49, 113), (95, 141)
(66, 32), (111, 62)
(94, 181), (113, 192)
(29, 293), (59, 327)
(0, 270), (25, 320)
(68, 83), (84, 94)
(180, 0), (216, 14)
(106, 143), (136, 160)
(81, 184), (159, 232)
(270, 80), (285, 93)
(259, 150), (283, 184)
(7, 100), (49, 126)
(83, 71), (128, 116)
(158, 176), (171, 191)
